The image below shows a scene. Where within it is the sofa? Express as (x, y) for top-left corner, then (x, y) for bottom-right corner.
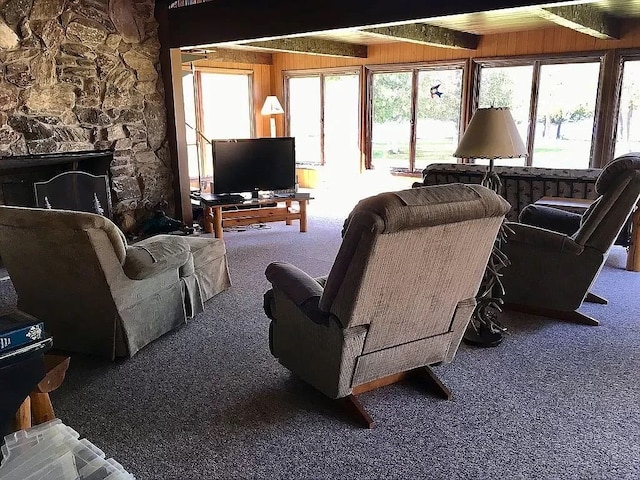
(415, 163), (602, 222)
(0, 206), (231, 359)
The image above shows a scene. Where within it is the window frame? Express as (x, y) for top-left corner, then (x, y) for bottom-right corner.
(471, 52), (608, 168)
(364, 59), (469, 174)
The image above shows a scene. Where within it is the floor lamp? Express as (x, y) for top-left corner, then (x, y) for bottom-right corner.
(261, 95), (284, 138)
(453, 107), (528, 346)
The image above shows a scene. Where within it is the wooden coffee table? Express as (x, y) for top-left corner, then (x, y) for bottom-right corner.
(200, 195), (311, 240)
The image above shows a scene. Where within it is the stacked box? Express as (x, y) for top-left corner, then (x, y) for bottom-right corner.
(0, 419), (135, 479)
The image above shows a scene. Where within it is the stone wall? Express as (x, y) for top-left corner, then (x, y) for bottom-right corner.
(0, 0), (172, 231)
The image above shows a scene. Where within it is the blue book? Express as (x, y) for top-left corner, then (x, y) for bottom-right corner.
(0, 312), (45, 354)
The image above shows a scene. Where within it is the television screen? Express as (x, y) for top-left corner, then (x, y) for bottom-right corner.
(212, 137), (296, 196)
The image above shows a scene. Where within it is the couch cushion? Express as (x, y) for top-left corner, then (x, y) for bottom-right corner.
(183, 236), (227, 267)
(123, 235), (191, 280)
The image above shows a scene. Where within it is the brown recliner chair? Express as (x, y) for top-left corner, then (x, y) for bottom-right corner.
(501, 154), (640, 325)
(263, 184), (510, 427)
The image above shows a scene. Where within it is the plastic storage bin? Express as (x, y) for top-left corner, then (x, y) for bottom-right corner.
(0, 419), (135, 479)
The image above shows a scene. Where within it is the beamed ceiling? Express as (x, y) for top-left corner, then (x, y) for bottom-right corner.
(166, 0), (640, 63)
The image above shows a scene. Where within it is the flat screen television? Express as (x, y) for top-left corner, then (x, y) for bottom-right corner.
(212, 137), (296, 198)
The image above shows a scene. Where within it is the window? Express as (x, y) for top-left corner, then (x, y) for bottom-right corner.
(369, 63), (465, 174)
(533, 63), (600, 168)
(285, 70), (360, 171)
(288, 76), (322, 165)
(614, 58), (640, 158)
(475, 56), (603, 169)
(181, 71), (200, 190)
(181, 69), (254, 191)
(477, 65), (533, 166)
(199, 72), (253, 140)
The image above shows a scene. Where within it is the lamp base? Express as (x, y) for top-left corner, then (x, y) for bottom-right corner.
(463, 323), (503, 348)
(269, 117), (276, 138)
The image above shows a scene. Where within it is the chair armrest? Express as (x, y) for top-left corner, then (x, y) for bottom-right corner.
(519, 204), (582, 236)
(265, 261), (330, 325)
(123, 235), (191, 280)
(504, 222), (583, 255)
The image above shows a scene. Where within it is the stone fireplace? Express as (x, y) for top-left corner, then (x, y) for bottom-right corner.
(0, 0), (173, 233)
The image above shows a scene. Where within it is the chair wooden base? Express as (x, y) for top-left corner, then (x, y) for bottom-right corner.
(504, 303), (599, 326)
(342, 366), (452, 428)
(341, 395), (375, 429)
(584, 292), (608, 305)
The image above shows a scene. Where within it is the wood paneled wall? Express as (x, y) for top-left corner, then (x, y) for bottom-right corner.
(189, 59), (272, 137)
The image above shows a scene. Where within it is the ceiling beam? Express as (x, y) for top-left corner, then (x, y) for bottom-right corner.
(364, 24), (479, 49)
(538, 5), (620, 40)
(165, 0), (559, 48)
(181, 48), (273, 65)
(244, 38), (367, 58)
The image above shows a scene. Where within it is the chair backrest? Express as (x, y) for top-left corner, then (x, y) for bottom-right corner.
(34, 171), (112, 218)
(573, 154), (640, 253)
(319, 184), (510, 355)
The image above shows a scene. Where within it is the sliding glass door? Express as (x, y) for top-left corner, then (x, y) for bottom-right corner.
(286, 70), (361, 174)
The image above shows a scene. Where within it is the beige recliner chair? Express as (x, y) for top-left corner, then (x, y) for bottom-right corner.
(501, 153), (640, 325)
(0, 206), (231, 359)
(263, 184), (510, 427)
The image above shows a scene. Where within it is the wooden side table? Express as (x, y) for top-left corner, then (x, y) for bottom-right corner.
(14, 355), (70, 431)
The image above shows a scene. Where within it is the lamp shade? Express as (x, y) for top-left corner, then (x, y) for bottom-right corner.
(453, 107), (527, 159)
(261, 95), (284, 115)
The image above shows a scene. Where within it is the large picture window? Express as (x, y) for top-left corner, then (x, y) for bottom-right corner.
(369, 63), (465, 174)
(474, 56), (603, 169)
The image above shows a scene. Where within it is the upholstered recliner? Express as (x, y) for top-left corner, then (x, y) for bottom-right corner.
(263, 184), (510, 427)
(0, 206), (231, 359)
(501, 154), (640, 325)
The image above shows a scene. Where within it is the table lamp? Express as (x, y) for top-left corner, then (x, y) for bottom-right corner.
(261, 95), (284, 138)
(453, 107), (527, 192)
(453, 107), (527, 347)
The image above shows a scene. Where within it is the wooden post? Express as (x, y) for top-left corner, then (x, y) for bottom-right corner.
(30, 392), (55, 425)
(299, 200), (308, 232)
(626, 207), (640, 272)
(213, 206), (224, 239)
(14, 396), (31, 431)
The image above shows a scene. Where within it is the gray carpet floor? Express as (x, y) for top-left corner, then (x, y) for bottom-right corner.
(1, 212), (639, 479)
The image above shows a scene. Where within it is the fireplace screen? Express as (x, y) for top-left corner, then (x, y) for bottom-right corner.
(34, 171), (112, 218)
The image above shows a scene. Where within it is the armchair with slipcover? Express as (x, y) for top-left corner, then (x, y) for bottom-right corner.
(263, 184), (510, 427)
(0, 206), (231, 359)
(501, 154), (640, 325)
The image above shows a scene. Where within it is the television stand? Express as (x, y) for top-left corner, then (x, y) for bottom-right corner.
(199, 194), (311, 240)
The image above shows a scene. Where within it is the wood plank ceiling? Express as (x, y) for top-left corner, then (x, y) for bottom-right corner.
(175, 1), (640, 63)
